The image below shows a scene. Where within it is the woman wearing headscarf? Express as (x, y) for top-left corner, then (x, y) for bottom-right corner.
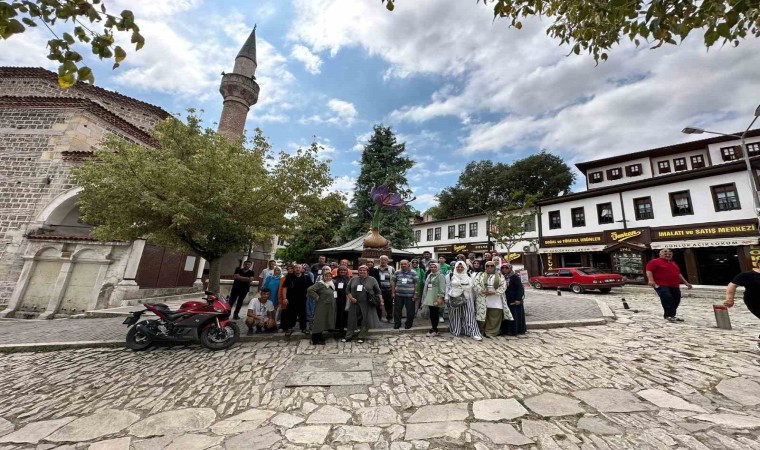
(263, 266), (284, 323)
(500, 263), (526, 336)
(343, 265), (382, 343)
(333, 265), (351, 336)
(471, 260), (482, 274)
(474, 261), (513, 337)
(306, 266), (337, 345)
(422, 262), (447, 336)
(445, 261), (482, 341)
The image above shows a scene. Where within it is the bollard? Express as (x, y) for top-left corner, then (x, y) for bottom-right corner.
(713, 305), (732, 330)
(557, 287), (561, 296)
(621, 298), (630, 309)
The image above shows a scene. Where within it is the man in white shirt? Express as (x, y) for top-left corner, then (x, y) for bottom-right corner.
(258, 260), (277, 286)
(246, 288), (276, 335)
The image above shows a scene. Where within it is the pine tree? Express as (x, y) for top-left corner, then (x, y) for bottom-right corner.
(341, 125), (416, 248)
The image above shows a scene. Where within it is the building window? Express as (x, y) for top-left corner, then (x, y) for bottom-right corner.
(434, 227), (441, 240)
(597, 203), (614, 224)
(458, 223), (466, 238)
(721, 146), (741, 161)
(673, 157), (687, 172)
(747, 142), (760, 157)
(415, 230), (421, 242)
(711, 183), (741, 211)
(657, 160), (671, 174)
(548, 211), (561, 229)
(691, 155), (705, 169)
(469, 222), (478, 237)
(447, 225), (455, 239)
(571, 207), (585, 227)
(523, 215), (536, 232)
(669, 191), (694, 216)
(426, 228), (433, 241)
(606, 167), (623, 180)
(625, 164), (642, 177)
(589, 171), (603, 184)
(634, 197), (654, 220)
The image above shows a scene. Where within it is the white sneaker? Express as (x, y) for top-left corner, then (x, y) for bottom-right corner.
(472, 335), (483, 341)
(439, 317), (444, 323)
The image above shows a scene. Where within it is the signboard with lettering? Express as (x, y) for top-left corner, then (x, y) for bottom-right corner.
(433, 242), (492, 253)
(651, 220), (757, 241)
(540, 233), (604, 247)
(604, 227), (651, 245)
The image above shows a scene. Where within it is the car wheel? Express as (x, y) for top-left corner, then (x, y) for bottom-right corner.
(570, 284), (585, 294)
(532, 281), (543, 289)
(599, 288), (612, 294)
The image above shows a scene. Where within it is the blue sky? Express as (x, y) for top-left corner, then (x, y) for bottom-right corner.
(3, 0), (760, 211)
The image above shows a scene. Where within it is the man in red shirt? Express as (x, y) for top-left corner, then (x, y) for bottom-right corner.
(645, 248), (692, 322)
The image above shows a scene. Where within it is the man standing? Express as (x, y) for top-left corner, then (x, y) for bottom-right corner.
(438, 256), (451, 276)
(411, 259), (426, 312)
(420, 251), (432, 271)
(331, 259), (353, 276)
(392, 259), (418, 329)
(281, 263), (314, 337)
(375, 255), (395, 321)
(466, 253), (477, 269)
(311, 255), (327, 280)
(258, 259), (277, 287)
(230, 260), (255, 320)
(646, 249), (692, 322)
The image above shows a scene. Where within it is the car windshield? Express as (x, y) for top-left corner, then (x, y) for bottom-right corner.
(577, 268), (605, 275)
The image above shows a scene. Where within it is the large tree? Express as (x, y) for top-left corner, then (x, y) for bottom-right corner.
(434, 151), (574, 219)
(276, 195), (348, 264)
(73, 112), (336, 292)
(0, 0), (142, 87)
(382, 0), (760, 61)
(340, 125), (416, 248)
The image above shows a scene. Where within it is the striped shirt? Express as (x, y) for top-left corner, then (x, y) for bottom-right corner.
(392, 269), (418, 297)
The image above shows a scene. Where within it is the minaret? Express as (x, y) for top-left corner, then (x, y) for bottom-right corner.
(218, 27), (260, 140)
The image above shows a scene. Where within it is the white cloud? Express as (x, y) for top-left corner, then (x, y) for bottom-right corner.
(301, 98), (358, 126)
(291, 44), (323, 74)
(331, 175), (356, 203)
(0, 27), (57, 68)
(412, 193), (438, 211)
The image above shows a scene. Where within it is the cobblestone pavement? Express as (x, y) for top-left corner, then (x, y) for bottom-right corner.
(0, 290), (604, 345)
(0, 287), (759, 449)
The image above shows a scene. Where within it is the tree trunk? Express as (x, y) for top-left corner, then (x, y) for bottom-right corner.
(207, 258), (222, 294)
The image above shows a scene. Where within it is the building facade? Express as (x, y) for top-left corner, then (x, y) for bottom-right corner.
(537, 130), (760, 285)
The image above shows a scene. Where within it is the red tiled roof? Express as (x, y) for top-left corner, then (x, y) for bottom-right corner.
(0, 96), (159, 147)
(0, 67), (170, 119)
(61, 150), (95, 160)
(27, 234), (98, 241)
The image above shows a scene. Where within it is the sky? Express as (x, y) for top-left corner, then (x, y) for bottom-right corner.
(2, 0), (760, 213)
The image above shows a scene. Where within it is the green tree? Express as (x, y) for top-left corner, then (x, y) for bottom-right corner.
(487, 193), (538, 256)
(434, 151), (574, 219)
(0, 0), (143, 87)
(340, 125), (416, 248)
(382, 0), (760, 61)
(275, 195), (348, 264)
(73, 112), (335, 292)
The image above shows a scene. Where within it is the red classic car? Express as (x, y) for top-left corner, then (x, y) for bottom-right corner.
(529, 267), (625, 294)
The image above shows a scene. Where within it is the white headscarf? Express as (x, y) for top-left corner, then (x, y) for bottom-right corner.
(318, 265), (335, 290)
(449, 261), (472, 298)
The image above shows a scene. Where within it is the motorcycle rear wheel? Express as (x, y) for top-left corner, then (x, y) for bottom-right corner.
(200, 322), (240, 350)
(126, 323), (153, 351)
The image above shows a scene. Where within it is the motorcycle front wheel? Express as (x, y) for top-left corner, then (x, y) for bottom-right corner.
(200, 322), (240, 350)
(126, 323), (153, 351)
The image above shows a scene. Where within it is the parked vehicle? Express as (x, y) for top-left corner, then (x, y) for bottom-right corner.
(529, 267), (624, 294)
(124, 291), (239, 351)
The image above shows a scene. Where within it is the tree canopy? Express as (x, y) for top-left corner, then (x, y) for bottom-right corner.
(275, 197), (349, 264)
(0, 0), (142, 87)
(383, 0), (760, 61)
(340, 125), (417, 248)
(432, 151), (574, 219)
(73, 112), (338, 291)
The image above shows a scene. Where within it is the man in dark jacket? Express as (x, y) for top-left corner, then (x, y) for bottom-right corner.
(230, 260), (255, 320)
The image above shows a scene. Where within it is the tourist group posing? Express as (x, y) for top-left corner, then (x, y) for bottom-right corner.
(234, 253), (527, 345)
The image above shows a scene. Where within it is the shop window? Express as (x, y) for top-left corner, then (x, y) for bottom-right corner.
(669, 190), (694, 216)
(469, 222), (478, 237)
(691, 154), (705, 169)
(458, 223), (466, 238)
(673, 157), (687, 172)
(415, 230), (421, 242)
(589, 171), (603, 184)
(606, 167), (622, 180)
(523, 215), (536, 232)
(597, 203), (614, 224)
(426, 228), (433, 241)
(711, 183), (741, 211)
(747, 142), (760, 157)
(434, 227), (441, 241)
(720, 146), (742, 161)
(657, 160), (671, 174)
(625, 164), (642, 177)
(571, 207), (585, 227)
(612, 251), (645, 283)
(633, 197), (654, 220)
(447, 225), (455, 239)
(548, 211), (561, 229)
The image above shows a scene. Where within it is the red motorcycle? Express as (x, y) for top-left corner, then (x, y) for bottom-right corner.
(124, 291), (239, 351)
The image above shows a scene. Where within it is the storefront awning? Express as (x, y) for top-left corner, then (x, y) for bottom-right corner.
(651, 237), (759, 249)
(538, 245), (607, 254)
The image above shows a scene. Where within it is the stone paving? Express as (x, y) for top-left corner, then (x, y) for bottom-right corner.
(0, 287), (758, 449)
(0, 290), (606, 345)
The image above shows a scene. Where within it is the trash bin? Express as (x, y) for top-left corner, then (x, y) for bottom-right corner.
(713, 304), (732, 330)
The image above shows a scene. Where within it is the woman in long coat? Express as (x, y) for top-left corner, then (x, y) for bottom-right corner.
(333, 265), (351, 336)
(445, 261), (482, 341)
(306, 266), (337, 345)
(500, 263), (526, 336)
(343, 265), (382, 343)
(421, 262), (447, 336)
(473, 261), (513, 337)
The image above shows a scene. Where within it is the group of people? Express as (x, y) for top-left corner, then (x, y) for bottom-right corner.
(228, 252), (528, 345)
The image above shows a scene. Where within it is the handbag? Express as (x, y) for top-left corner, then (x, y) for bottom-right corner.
(449, 293), (466, 308)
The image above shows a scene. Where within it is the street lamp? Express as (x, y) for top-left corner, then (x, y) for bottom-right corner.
(682, 104), (760, 219)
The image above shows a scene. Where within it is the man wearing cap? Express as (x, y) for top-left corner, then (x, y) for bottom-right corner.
(646, 248), (692, 323)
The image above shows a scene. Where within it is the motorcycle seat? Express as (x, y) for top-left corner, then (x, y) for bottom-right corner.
(149, 303), (182, 317)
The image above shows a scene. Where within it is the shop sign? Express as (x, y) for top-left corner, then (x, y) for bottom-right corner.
(750, 245), (760, 266)
(651, 237), (759, 249)
(433, 242), (492, 253)
(652, 221), (757, 240)
(538, 245), (607, 254)
(505, 252), (522, 262)
(452, 243), (470, 254)
(604, 227), (651, 245)
(433, 245), (453, 253)
(540, 233), (603, 247)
